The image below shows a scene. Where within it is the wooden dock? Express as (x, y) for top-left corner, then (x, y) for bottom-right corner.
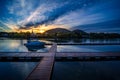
(0, 52), (120, 61)
(26, 43), (57, 80)
(0, 43), (120, 80)
(56, 52), (120, 61)
(26, 57), (54, 80)
(46, 43), (120, 45)
(56, 52), (120, 57)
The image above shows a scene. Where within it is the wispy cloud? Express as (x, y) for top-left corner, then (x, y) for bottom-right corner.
(52, 0), (120, 32)
(0, 0), (120, 32)
(21, 2), (64, 26)
(7, 0), (66, 27)
(7, 0), (38, 24)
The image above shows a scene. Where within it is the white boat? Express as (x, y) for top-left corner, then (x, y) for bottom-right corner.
(24, 40), (45, 51)
(25, 40), (45, 47)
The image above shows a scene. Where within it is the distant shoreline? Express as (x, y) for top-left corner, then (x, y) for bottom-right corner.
(0, 28), (120, 39)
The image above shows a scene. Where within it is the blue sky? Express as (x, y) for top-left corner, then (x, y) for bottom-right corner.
(0, 0), (120, 33)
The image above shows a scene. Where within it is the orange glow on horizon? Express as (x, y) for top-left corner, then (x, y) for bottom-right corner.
(11, 24), (69, 33)
(14, 25), (47, 33)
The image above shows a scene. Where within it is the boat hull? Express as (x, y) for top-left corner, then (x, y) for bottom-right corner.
(24, 41), (45, 51)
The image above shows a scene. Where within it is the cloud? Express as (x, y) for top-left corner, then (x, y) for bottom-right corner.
(24, 0), (97, 26)
(6, 0), (98, 27)
(52, 0), (120, 32)
(7, 0), (38, 24)
(0, 20), (12, 31)
(0, 0), (120, 33)
(22, 2), (63, 26)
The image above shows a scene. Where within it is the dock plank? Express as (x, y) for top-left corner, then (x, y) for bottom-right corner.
(26, 43), (57, 80)
(0, 52), (120, 58)
(26, 57), (54, 80)
(56, 52), (120, 57)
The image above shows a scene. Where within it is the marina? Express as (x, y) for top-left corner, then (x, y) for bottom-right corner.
(0, 43), (120, 80)
(0, 0), (120, 79)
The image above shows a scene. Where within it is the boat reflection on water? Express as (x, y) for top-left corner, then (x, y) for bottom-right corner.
(24, 39), (45, 52)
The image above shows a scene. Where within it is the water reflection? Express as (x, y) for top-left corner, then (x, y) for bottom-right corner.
(46, 38), (120, 43)
(52, 61), (120, 80)
(0, 62), (38, 80)
(0, 39), (49, 52)
(0, 40), (27, 52)
(57, 45), (120, 52)
(0, 39), (120, 52)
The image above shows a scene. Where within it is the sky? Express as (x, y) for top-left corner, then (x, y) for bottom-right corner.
(0, 0), (120, 33)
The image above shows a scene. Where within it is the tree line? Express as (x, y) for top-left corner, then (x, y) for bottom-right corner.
(0, 32), (120, 39)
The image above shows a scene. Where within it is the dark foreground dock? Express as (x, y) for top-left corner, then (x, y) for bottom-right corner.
(26, 57), (54, 80)
(0, 43), (120, 80)
(46, 43), (120, 45)
(26, 43), (57, 80)
(0, 52), (120, 61)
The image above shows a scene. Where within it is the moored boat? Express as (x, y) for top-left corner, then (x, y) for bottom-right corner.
(24, 40), (45, 51)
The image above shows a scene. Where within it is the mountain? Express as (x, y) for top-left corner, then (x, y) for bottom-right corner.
(72, 29), (88, 35)
(44, 28), (71, 34)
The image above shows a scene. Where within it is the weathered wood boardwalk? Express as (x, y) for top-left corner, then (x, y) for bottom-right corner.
(0, 52), (120, 62)
(0, 52), (120, 60)
(56, 52), (120, 61)
(26, 43), (57, 80)
(0, 52), (120, 57)
(56, 52), (120, 57)
(46, 43), (120, 45)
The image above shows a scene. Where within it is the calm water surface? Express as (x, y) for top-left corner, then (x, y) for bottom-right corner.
(0, 39), (120, 52)
(52, 61), (120, 80)
(0, 62), (38, 80)
(0, 39), (50, 52)
(57, 45), (120, 52)
(47, 38), (120, 43)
